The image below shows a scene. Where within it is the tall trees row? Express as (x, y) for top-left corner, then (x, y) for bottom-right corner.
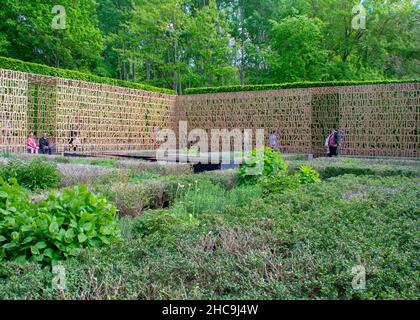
(0, 0), (418, 93)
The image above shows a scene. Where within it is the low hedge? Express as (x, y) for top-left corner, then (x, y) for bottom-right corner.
(287, 160), (420, 179)
(184, 79), (420, 95)
(0, 56), (176, 95)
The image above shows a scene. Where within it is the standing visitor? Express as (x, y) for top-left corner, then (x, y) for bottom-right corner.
(26, 133), (38, 154)
(326, 129), (339, 157)
(269, 130), (279, 151)
(39, 132), (52, 155)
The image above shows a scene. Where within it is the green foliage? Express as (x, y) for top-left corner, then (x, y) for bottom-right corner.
(287, 158), (420, 180)
(237, 147), (288, 186)
(89, 158), (117, 168)
(0, 157), (61, 190)
(259, 174), (300, 195)
(184, 79), (420, 95)
(269, 16), (329, 82)
(1, 174), (417, 300)
(173, 180), (226, 216)
(94, 170), (237, 217)
(1, 0), (418, 91)
(0, 56), (176, 95)
(54, 156), (71, 164)
(0, 180), (120, 266)
(237, 148), (320, 194)
(297, 165), (321, 184)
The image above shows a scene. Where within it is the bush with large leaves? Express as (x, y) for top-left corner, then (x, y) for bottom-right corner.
(237, 147), (288, 186)
(0, 179), (120, 265)
(237, 148), (320, 193)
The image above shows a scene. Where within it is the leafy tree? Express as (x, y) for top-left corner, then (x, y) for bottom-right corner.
(0, 0), (104, 72)
(269, 15), (329, 82)
(184, 0), (238, 88)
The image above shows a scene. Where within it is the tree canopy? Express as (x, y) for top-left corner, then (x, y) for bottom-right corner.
(0, 0), (418, 93)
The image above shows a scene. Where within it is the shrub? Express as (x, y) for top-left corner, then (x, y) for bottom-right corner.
(0, 157), (61, 190)
(237, 148), (320, 194)
(94, 171), (237, 217)
(90, 158), (117, 168)
(0, 175), (418, 299)
(174, 180), (226, 216)
(259, 174), (300, 195)
(225, 184), (264, 208)
(133, 209), (199, 241)
(58, 164), (128, 187)
(0, 180), (120, 265)
(116, 160), (192, 176)
(287, 159), (420, 179)
(95, 181), (166, 217)
(54, 156), (71, 164)
(237, 147), (287, 185)
(297, 165), (321, 184)
(184, 79), (419, 95)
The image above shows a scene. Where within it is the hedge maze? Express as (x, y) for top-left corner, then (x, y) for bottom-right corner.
(0, 66), (419, 158)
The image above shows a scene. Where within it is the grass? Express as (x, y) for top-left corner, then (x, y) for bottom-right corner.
(0, 155), (418, 300)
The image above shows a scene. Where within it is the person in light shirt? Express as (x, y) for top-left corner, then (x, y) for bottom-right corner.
(26, 133), (38, 154)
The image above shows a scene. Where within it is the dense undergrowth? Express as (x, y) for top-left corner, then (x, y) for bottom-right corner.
(0, 153), (418, 300)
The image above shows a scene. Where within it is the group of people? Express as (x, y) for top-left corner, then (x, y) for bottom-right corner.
(26, 132), (53, 155)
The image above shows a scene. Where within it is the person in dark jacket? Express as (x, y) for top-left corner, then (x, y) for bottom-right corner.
(39, 132), (52, 155)
(327, 129), (339, 157)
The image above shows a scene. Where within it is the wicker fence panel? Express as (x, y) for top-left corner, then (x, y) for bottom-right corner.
(338, 84), (420, 158)
(0, 67), (418, 158)
(177, 83), (419, 158)
(311, 93), (340, 156)
(176, 90), (313, 153)
(0, 70), (28, 153)
(27, 74), (58, 143)
(55, 78), (177, 153)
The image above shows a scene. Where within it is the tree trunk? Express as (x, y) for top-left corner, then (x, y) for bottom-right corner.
(239, 3), (245, 85)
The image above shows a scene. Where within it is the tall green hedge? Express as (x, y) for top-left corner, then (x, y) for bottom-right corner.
(2, 55), (418, 96)
(184, 79), (420, 95)
(0, 56), (176, 95)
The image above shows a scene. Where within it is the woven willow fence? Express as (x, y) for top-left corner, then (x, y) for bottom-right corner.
(54, 79), (176, 153)
(0, 69), (177, 154)
(176, 83), (420, 158)
(0, 67), (419, 158)
(0, 70), (28, 153)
